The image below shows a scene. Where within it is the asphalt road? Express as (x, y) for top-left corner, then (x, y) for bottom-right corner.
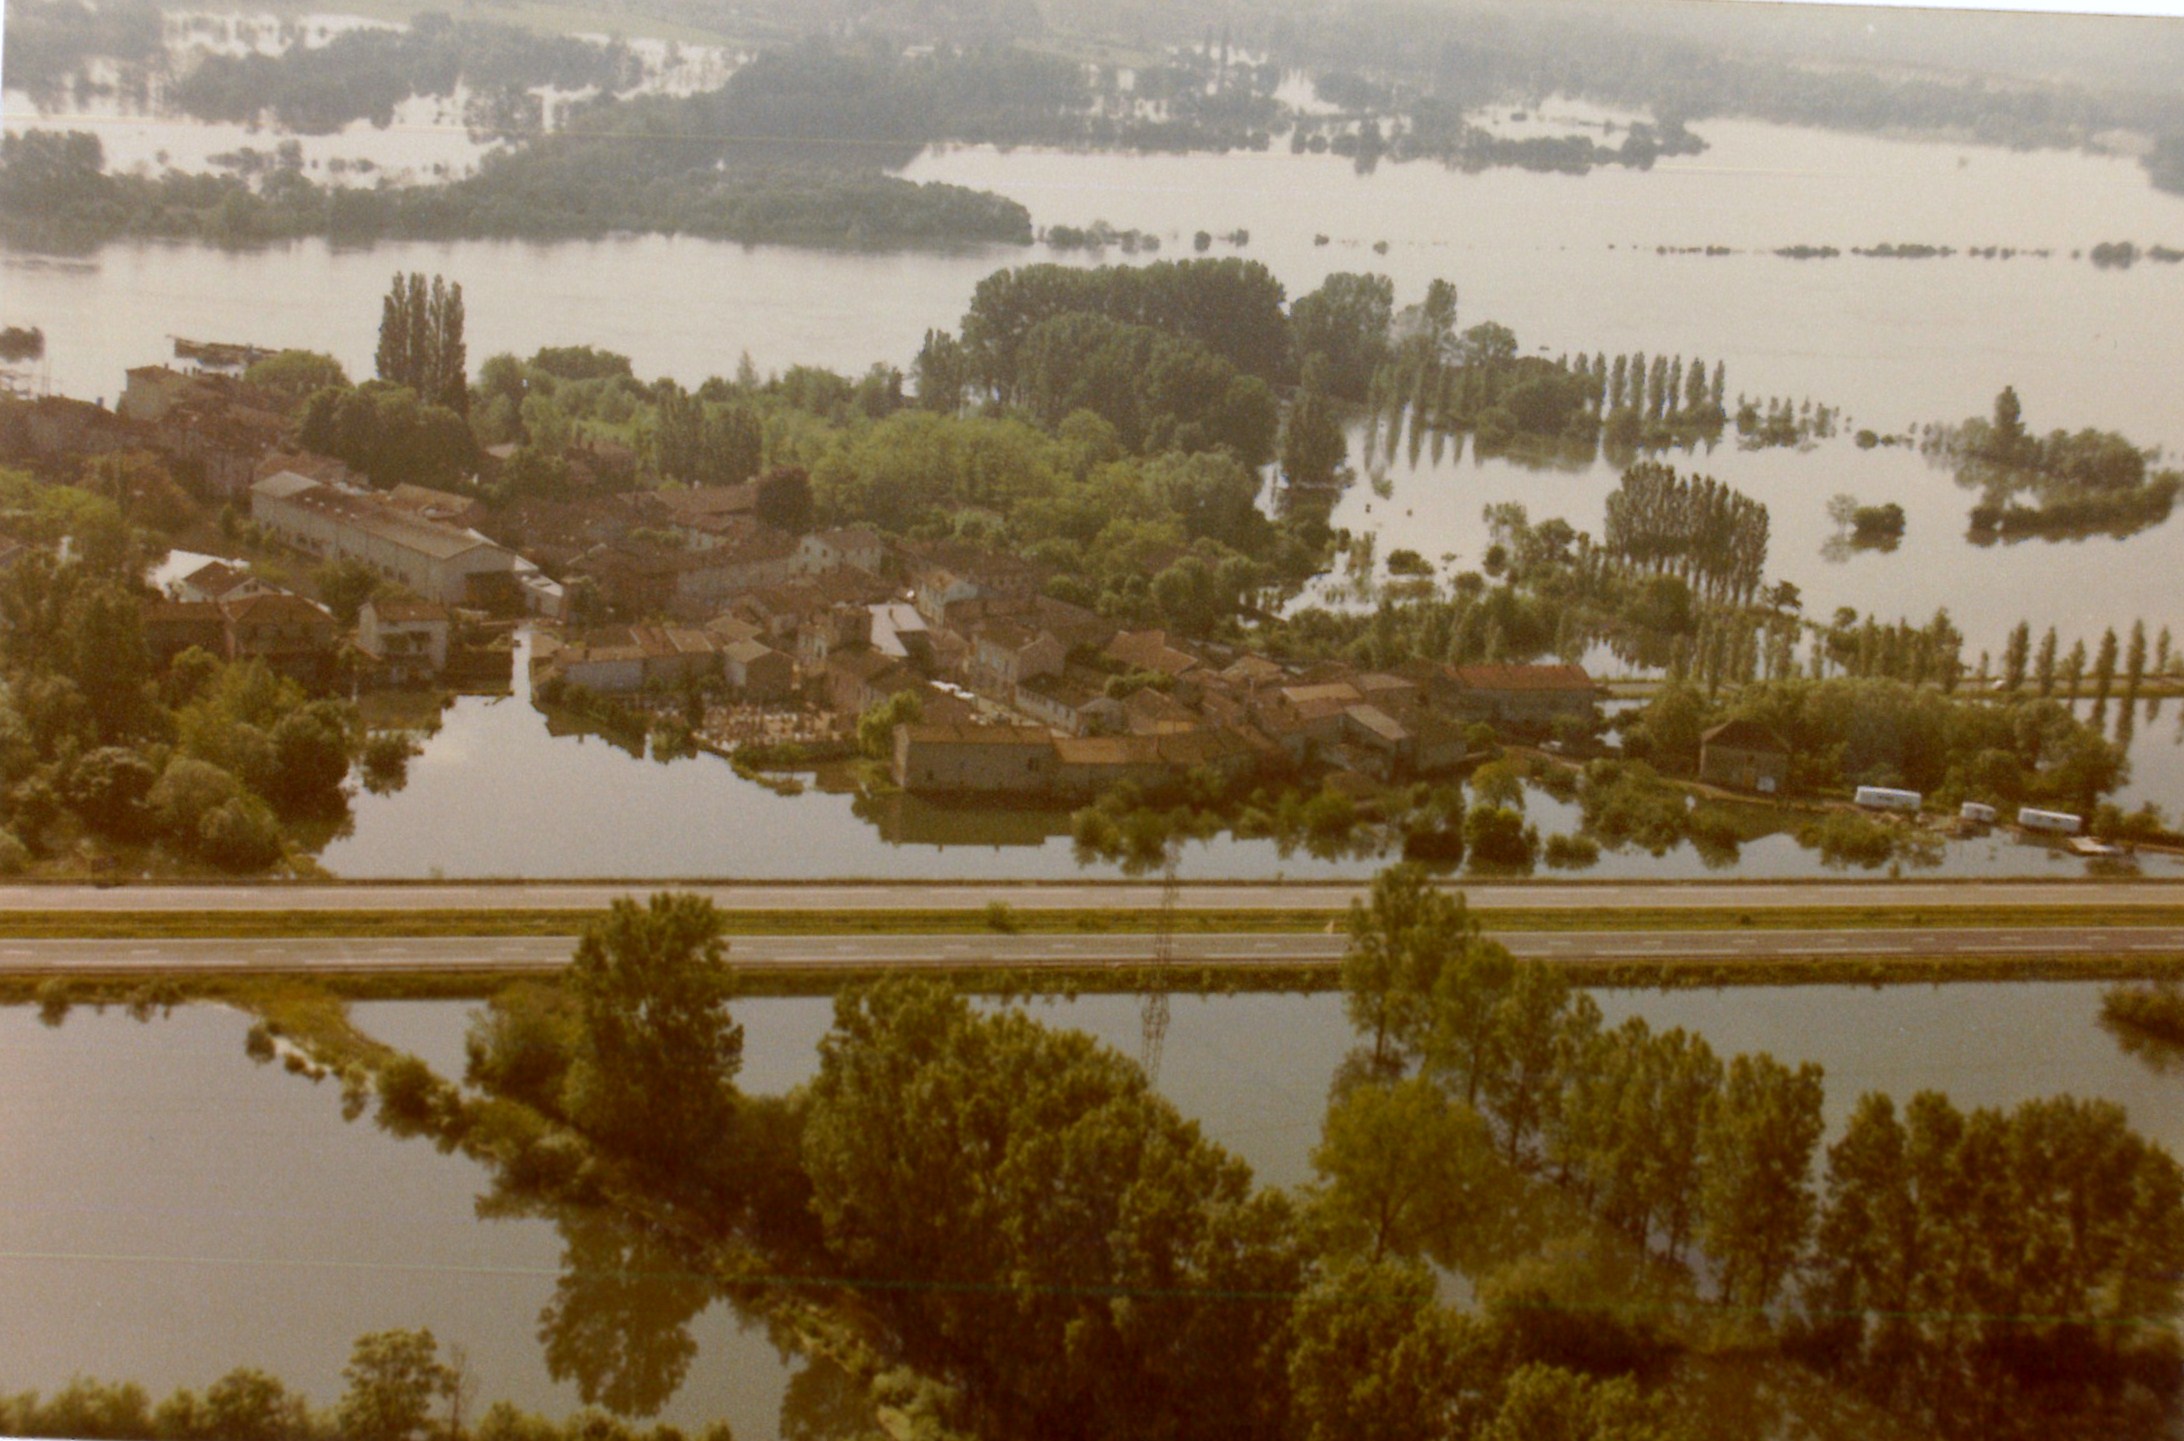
(0, 879), (2178, 914)
(5, 928), (2180, 974)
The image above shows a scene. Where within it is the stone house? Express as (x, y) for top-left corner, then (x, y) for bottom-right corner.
(141, 599), (228, 667)
(892, 723), (1057, 794)
(798, 526), (884, 577)
(1440, 664), (1602, 729)
(1699, 719), (1792, 794)
(971, 618), (1066, 691)
(221, 592), (337, 686)
(723, 638), (796, 700)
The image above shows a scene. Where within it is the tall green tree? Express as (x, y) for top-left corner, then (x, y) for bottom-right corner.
(1340, 863), (1476, 1076)
(1312, 1075), (1497, 1263)
(375, 270), (467, 415)
(2001, 621), (2031, 692)
(335, 1329), (454, 1441)
(1697, 1052), (1825, 1311)
(801, 979), (1302, 1441)
(561, 892), (744, 1173)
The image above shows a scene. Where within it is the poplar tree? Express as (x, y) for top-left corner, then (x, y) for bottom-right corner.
(2034, 627), (2058, 695)
(375, 271), (468, 416)
(2092, 626), (2119, 723)
(2002, 620), (2030, 692)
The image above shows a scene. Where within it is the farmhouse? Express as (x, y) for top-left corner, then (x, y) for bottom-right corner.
(1699, 719), (1792, 794)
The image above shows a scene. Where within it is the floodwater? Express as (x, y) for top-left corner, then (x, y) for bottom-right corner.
(313, 631), (2184, 879)
(0, 1001), (870, 1439)
(11, 975), (2163, 1430)
(4, 115), (2178, 656)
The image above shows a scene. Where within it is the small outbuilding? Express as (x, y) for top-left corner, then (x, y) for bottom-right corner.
(1699, 719), (1790, 794)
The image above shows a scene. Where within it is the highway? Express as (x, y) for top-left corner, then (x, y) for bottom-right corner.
(4, 927), (2181, 974)
(0, 879), (2179, 914)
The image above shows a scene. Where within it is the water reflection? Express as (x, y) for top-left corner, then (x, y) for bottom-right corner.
(528, 1206), (710, 1419)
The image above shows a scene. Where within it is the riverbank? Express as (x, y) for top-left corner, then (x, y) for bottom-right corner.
(11, 936), (2184, 1006)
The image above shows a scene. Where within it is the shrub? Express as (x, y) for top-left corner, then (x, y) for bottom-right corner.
(1465, 804), (1538, 868)
(1799, 810), (1899, 868)
(197, 796), (284, 871)
(1543, 833), (1600, 869)
(0, 827), (28, 875)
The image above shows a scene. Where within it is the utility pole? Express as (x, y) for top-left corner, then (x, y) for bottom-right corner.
(1141, 839), (1180, 1083)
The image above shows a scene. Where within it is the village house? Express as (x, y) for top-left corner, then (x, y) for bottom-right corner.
(140, 599), (228, 667)
(868, 601), (933, 669)
(1103, 629), (1203, 682)
(798, 525), (885, 577)
(722, 638), (796, 700)
(118, 365), (286, 496)
(0, 396), (138, 466)
(892, 722), (1056, 794)
(1699, 719), (1792, 794)
(1015, 671), (1126, 737)
(901, 538), (1045, 627)
(1052, 735), (1170, 796)
(970, 617), (1066, 692)
(827, 647), (920, 716)
(221, 591), (337, 686)
(1439, 663), (1603, 730)
(172, 559), (281, 607)
(356, 598), (452, 685)
(251, 472), (523, 607)
(546, 625), (725, 692)
(651, 484), (759, 546)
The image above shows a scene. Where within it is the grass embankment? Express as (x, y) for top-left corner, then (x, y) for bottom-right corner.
(0, 902), (2178, 940)
(12, 949), (2184, 1008)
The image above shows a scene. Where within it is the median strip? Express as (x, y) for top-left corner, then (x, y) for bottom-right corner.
(0, 904), (2181, 941)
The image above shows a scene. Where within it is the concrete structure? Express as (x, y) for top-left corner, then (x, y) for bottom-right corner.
(892, 723), (1057, 793)
(251, 472), (520, 606)
(1699, 720), (1791, 794)
(357, 598), (451, 684)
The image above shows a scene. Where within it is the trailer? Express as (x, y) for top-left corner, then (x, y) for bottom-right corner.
(1854, 786), (1922, 813)
(2017, 807), (2083, 835)
(1959, 802), (1998, 825)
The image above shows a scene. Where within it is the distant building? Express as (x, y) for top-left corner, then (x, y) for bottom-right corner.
(1699, 719), (1791, 794)
(798, 525), (885, 577)
(1440, 664), (1602, 729)
(357, 598), (452, 685)
(722, 638), (796, 700)
(251, 472), (521, 606)
(221, 591), (337, 686)
(173, 559), (280, 607)
(892, 722), (1056, 793)
(140, 599), (228, 667)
